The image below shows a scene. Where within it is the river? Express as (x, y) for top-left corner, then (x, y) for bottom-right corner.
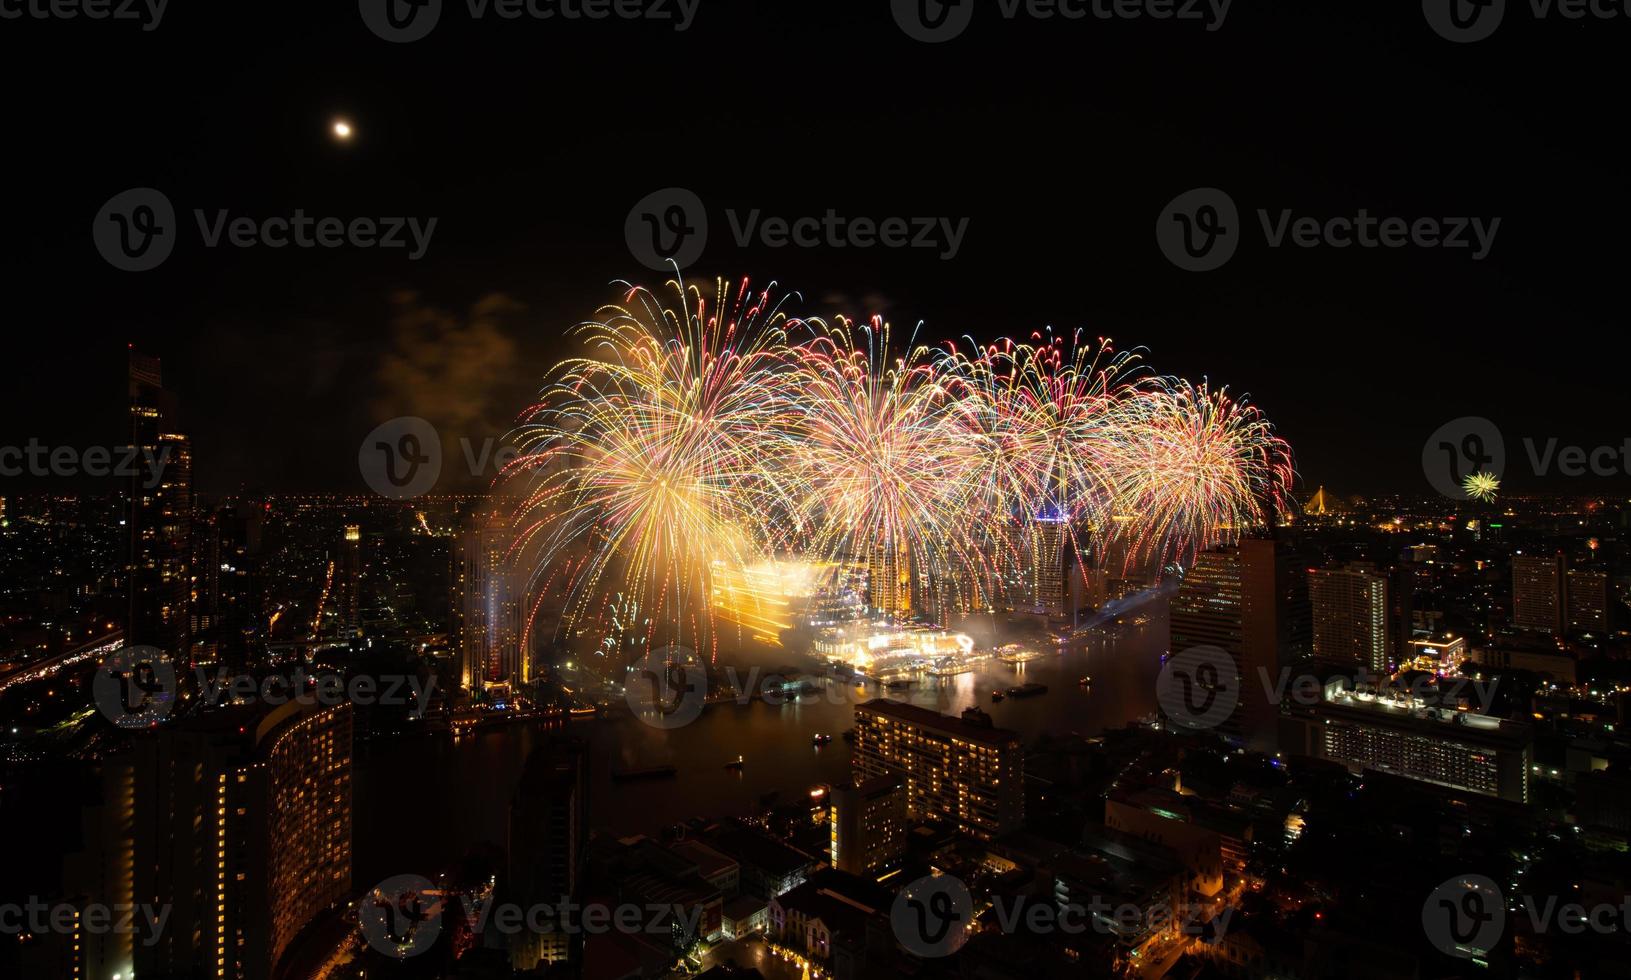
(352, 612), (1167, 885)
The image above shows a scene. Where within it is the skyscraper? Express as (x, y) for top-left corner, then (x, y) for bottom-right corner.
(125, 350), (192, 665)
(851, 699), (1024, 840)
(1512, 552), (1566, 634)
(867, 541), (912, 619)
(1566, 567), (1610, 634)
(1171, 537), (1309, 751)
(508, 738), (588, 969)
(1030, 514), (1069, 619)
(71, 700), (353, 980)
(1308, 564), (1391, 674)
(339, 524), (362, 633)
(459, 511), (524, 691)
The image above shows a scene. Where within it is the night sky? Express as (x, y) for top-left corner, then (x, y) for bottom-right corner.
(2, 1), (1624, 496)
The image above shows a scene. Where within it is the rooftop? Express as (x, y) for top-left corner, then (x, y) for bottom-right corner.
(856, 698), (1022, 748)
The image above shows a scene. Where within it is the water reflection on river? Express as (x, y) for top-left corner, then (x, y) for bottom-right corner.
(353, 618), (1165, 884)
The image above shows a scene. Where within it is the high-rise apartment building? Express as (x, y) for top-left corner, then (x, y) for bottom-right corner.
(828, 774), (907, 876)
(851, 699), (1024, 839)
(1567, 567), (1610, 634)
(1512, 552), (1566, 634)
(1308, 564), (1391, 673)
(66, 701), (353, 980)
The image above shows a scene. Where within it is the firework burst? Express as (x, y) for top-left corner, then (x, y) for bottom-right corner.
(1462, 470), (1500, 503)
(501, 276), (1295, 663)
(504, 276), (794, 659)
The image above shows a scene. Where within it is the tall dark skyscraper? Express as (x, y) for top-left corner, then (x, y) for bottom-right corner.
(1512, 551), (1566, 635)
(1171, 536), (1310, 752)
(125, 350), (192, 664)
(507, 737), (588, 969)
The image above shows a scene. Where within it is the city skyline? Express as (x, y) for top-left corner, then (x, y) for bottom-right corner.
(6, 4), (1631, 980)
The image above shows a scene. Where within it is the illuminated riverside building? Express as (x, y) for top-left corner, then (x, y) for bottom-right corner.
(828, 774), (907, 876)
(1308, 564), (1390, 673)
(1028, 513), (1070, 618)
(65, 701), (353, 980)
(851, 699), (1024, 839)
(810, 623), (975, 677)
(867, 543), (912, 619)
(458, 511), (525, 690)
(1281, 683), (1531, 803)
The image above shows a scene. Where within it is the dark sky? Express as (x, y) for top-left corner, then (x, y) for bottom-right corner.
(1, 1), (1624, 497)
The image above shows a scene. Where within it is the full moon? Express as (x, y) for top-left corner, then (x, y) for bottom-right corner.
(332, 119), (353, 141)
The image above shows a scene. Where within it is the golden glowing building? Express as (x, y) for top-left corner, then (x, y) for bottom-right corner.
(80, 701), (356, 980)
(458, 511), (525, 690)
(851, 699), (1024, 840)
